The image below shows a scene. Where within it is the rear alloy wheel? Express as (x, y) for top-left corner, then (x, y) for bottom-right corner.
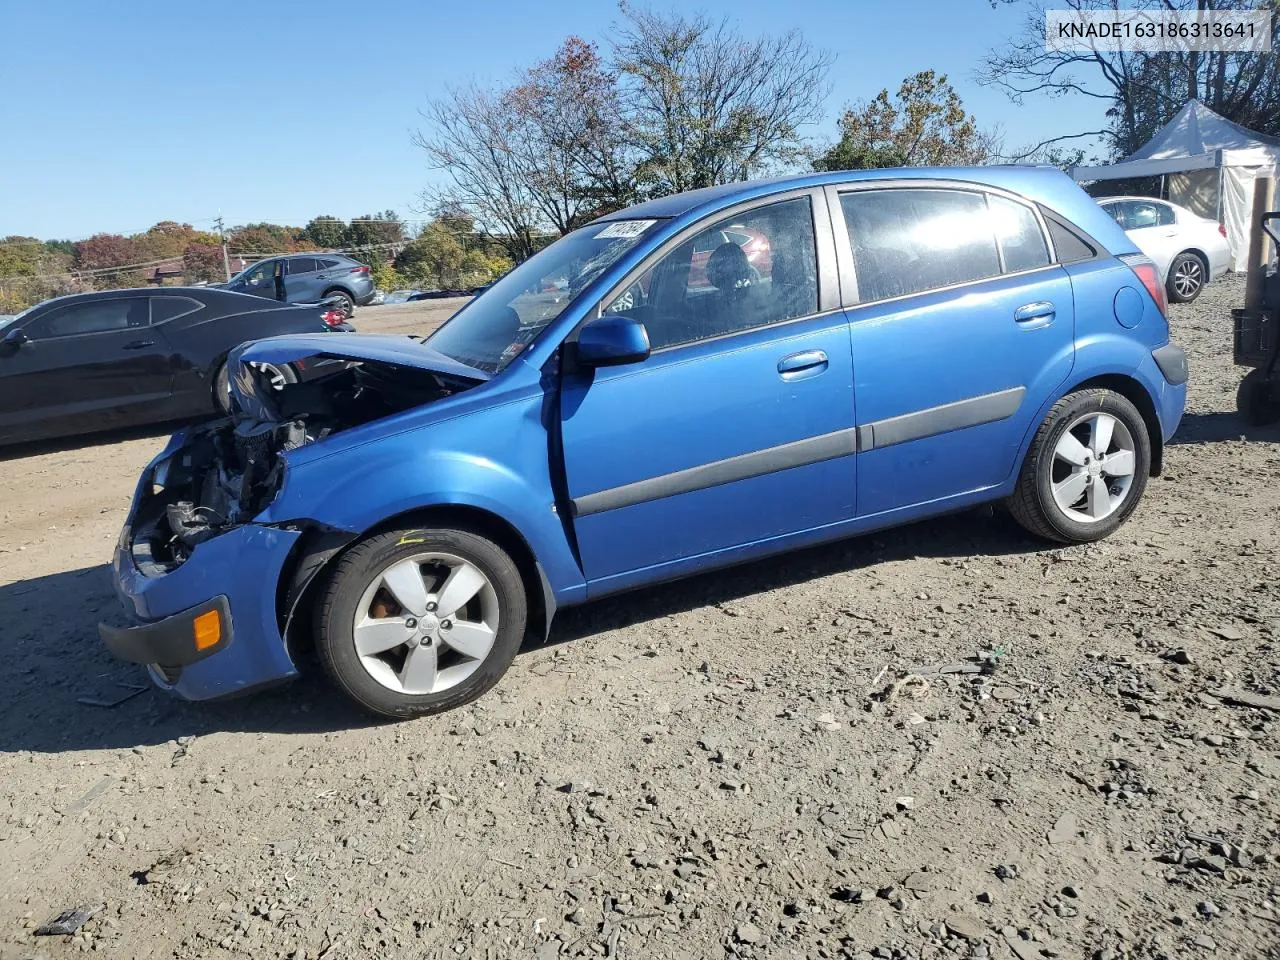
(316, 527), (526, 719)
(1008, 389), (1151, 543)
(325, 289), (355, 318)
(1166, 252), (1205, 303)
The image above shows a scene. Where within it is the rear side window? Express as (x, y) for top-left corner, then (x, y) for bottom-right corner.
(840, 189), (1001, 302)
(317, 258), (340, 269)
(988, 195), (1050, 273)
(151, 296), (202, 323)
(287, 257), (318, 275)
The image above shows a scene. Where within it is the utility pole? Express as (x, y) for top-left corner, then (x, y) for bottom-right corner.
(215, 215), (231, 281)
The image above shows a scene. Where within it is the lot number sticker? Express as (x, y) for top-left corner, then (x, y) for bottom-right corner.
(596, 220), (656, 239)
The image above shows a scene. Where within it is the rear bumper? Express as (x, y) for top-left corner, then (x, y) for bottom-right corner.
(103, 516), (302, 700)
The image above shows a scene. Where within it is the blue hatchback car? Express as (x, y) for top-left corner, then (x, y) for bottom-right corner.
(101, 167), (1188, 718)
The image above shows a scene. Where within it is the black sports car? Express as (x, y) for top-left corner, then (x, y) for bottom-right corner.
(0, 287), (351, 445)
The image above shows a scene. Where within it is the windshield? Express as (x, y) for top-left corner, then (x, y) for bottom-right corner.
(425, 218), (664, 373)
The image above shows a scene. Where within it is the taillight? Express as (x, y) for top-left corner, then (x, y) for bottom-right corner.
(321, 309), (345, 328)
(350, 265), (370, 274)
(1119, 253), (1167, 318)
(1218, 222), (1227, 237)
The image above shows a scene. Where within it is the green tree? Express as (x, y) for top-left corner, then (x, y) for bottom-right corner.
(344, 211), (406, 264)
(301, 215), (347, 249)
(814, 70), (996, 172)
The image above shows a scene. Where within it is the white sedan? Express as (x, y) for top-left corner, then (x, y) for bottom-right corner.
(1097, 196), (1231, 303)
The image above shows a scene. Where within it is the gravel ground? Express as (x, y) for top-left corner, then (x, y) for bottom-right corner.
(1, 279), (1278, 960)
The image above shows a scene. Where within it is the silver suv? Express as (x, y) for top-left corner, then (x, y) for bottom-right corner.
(224, 254), (376, 316)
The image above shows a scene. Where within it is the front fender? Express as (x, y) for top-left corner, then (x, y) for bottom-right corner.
(260, 410), (587, 606)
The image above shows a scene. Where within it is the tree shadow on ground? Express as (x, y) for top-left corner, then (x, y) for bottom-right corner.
(0, 506), (1047, 754)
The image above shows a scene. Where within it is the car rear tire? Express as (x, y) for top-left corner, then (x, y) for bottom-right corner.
(323, 289), (355, 318)
(1166, 252), (1206, 303)
(1007, 388), (1151, 544)
(315, 526), (527, 720)
(1237, 368), (1280, 426)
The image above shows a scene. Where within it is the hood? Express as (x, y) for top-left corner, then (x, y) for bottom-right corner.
(237, 333), (490, 382)
(229, 333), (489, 423)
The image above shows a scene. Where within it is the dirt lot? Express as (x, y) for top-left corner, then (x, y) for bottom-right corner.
(2, 281), (1278, 960)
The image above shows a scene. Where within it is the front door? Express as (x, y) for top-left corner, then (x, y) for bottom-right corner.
(559, 193), (857, 594)
(0, 296), (174, 441)
(829, 185), (1077, 517)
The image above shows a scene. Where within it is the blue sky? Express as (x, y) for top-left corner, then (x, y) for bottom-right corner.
(0, 0), (1105, 240)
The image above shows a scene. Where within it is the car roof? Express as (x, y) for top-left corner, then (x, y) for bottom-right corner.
(591, 165), (1137, 258)
(595, 166), (1080, 221)
(17, 286), (292, 312)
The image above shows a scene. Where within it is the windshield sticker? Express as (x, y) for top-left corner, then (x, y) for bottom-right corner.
(595, 220), (656, 240)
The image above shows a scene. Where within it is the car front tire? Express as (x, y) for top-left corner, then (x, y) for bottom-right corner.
(1008, 388), (1151, 544)
(315, 526), (527, 720)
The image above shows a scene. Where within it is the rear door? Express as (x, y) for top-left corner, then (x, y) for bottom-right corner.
(1121, 200), (1179, 278)
(0, 297), (174, 440)
(283, 257), (320, 301)
(559, 191), (856, 594)
(829, 184), (1076, 517)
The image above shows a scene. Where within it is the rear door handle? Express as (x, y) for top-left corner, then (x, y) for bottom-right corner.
(1013, 301), (1055, 326)
(123, 339), (155, 350)
(777, 349), (828, 380)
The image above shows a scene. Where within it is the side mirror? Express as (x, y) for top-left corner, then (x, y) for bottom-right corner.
(1, 327), (29, 355)
(576, 315), (650, 368)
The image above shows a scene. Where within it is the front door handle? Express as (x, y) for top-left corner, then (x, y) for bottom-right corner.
(1013, 301), (1055, 326)
(123, 339), (155, 350)
(777, 349), (829, 380)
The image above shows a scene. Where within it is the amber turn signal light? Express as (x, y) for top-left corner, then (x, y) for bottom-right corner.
(193, 609), (221, 651)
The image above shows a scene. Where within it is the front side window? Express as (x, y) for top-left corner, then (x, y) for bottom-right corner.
(841, 189), (1001, 303)
(25, 298), (149, 339)
(239, 260), (276, 286)
(425, 218), (665, 373)
(604, 197), (819, 351)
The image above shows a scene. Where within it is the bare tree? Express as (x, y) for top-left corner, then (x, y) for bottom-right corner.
(414, 85), (543, 260)
(980, 0), (1280, 159)
(413, 7), (833, 259)
(613, 5), (834, 194)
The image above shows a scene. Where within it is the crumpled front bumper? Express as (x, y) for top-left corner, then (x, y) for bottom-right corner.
(103, 519), (303, 701)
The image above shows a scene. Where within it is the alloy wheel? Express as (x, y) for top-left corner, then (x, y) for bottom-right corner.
(1172, 258), (1203, 299)
(1050, 412), (1136, 523)
(351, 552), (500, 695)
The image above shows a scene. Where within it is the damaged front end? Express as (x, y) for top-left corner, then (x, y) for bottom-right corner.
(129, 336), (489, 571)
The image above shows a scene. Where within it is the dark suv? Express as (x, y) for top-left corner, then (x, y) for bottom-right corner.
(223, 254), (376, 316)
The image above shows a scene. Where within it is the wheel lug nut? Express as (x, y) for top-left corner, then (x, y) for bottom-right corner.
(425, 601), (437, 613)
(441, 620), (452, 630)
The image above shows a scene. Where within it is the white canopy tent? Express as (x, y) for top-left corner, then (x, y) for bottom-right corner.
(1071, 101), (1280, 271)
